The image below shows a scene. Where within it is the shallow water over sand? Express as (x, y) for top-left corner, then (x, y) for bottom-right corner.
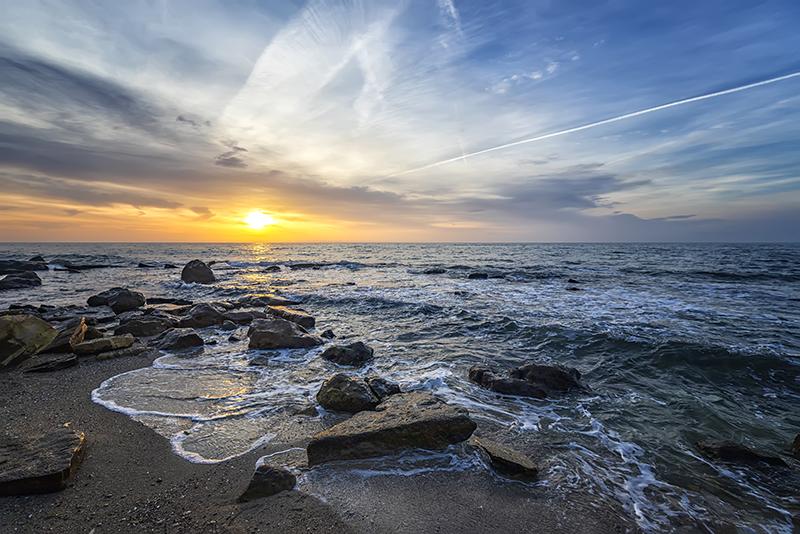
(2, 242), (799, 531)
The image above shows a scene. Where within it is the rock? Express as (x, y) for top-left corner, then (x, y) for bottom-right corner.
(164, 263), (177, 269)
(84, 326), (105, 340)
(94, 341), (153, 361)
(566, 286), (582, 291)
(696, 440), (787, 466)
(470, 436), (538, 479)
(468, 272), (489, 280)
(221, 320), (237, 331)
(238, 464), (296, 502)
(115, 317), (174, 337)
(247, 317), (322, 350)
(72, 334), (135, 356)
(0, 427), (85, 495)
(365, 376), (401, 401)
(86, 288), (145, 313)
(263, 265), (281, 272)
(317, 373), (380, 413)
(177, 303), (226, 328)
(469, 363), (584, 399)
(28, 255), (46, 263)
(146, 297), (193, 305)
(268, 306), (315, 329)
(21, 353), (78, 373)
(0, 315), (58, 368)
(423, 268), (446, 274)
(0, 259), (48, 274)
(321, 341), (374, 366)
(320, 329), (335, 339)
(155, 328), (203, 351)
(41, 317), (87, 353)
(137, 262), (157, 268)
(181, 259), (215, 284)
(236, 294), (302, 308)
(307, 392), (476, 465)
(0, 271), (42, 290)
(567, 278), (580, 284)
(223, 310), (267, 325)
(228, 334), (241, 343)
(793, 434), (800, 459)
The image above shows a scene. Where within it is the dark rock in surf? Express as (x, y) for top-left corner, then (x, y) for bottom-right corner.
(567, 278), (580, 284)
(146, 297), (193, 305)
(468, 272), (489, 280)
(320, 329), (335, 339)
(137, 262), (157, 268)
(566, 286), (582, 291)
(247, 317), (322, 350)
(0, 315), (58, 368)
(365, 376), (401, 401)
(177, 303), (226, 328)
(21, 353), (78, 373)
(469, 366), (547, 398)
(163, 263), (177, 269)
(180, 259), (215, 284)
(238, 464), (296, 502)
(0, 271), (42, 291)
(469, 436), (538, 479)
(155, 328), (203, 351)
(236, 294), (301, 308)
(509, 363), (583, 393)
(793, 434), (800, 459)
(306, 392), (476, 466)
(86, 288), (145, 313)
(263, 265), (281, 272)
(321, 341), (373, 367)
(0, 260), (48, 274)
(221, 320), (237, 331)
(223, 310), (267, 325)
(28, 255), (46, 263)
(696, 440), (787, 466)
(0, 426), (85, 495)
(268, 306), (315, 329)
(423, 268), (446, 275)
(317, 373), (380, 413)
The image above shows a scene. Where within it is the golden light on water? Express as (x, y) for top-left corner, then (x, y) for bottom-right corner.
(243, 210), (274, 230)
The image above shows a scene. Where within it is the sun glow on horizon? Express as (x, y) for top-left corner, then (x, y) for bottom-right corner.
(243, 210), (275, 230)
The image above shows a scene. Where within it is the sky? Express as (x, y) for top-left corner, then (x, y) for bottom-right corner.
(1, 0), (799, 242)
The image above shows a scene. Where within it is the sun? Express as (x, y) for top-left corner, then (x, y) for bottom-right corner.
(243, 210), (274, 230)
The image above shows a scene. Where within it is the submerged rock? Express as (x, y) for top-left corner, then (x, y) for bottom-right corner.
(268, 306), (315, 329)
(21, 353), (78, 373)
(306, 391), (476, 465)
(696, 440), (787, 466)
(181, 259), (215, 284)
(72, 334), (135, 356)
(247, 317), (322, 350)
(469, 362), (584, 398)
(317, 373), (380, 413)
(470, 436), (538, 479)
(0, 271), (42, 291)
(155, 328), (203, 351)
(468, 272), (489, 280)
(177, 303), (226, 328)
(0, 314), (58, 368)
(321, 341), (374, 366)
(423, 268), (447, 275)
(320, 329), (336, 339)
(238, 464), (296, 502)
(0, 427), (85, 495)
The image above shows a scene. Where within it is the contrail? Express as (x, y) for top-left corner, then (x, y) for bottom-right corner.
(389, 71), (800, 177)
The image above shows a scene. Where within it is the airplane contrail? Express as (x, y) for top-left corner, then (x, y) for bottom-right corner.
(389, 70), (800, 177)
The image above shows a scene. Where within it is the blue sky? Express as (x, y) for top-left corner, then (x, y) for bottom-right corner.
(0, 0), (799, 241)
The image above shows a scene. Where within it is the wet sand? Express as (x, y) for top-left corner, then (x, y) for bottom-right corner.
(0, 352), (635, 533)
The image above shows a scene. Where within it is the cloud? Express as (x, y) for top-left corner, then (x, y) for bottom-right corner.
(190, 206), (215, 220)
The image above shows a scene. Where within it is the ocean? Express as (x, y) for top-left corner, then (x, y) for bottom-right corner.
(1, 242), (798, 531)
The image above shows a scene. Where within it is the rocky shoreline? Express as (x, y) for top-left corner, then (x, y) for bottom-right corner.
(4, 256), (793, 532)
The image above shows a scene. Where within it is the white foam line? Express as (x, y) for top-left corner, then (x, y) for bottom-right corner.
(389, 71), (800, 176)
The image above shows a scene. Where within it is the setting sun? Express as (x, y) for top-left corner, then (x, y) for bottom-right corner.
(243, 210), (274, 230)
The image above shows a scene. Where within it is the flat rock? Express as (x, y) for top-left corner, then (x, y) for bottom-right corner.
(247, 317), (322, 350)
(306, 391), (476, 465)
(470, 436), (538, 479)
(0, 314), (57, 368)
(317, 373), (380, 413)
(115, 317), (174, 337)
(0, 427), (85, 495)
(21, 353), (79, 373)
(155, 328), (203, 351)
(223, 310), (267, 325)
(268, 306), (315, 329)
(321, 341), (374, 366)
(72, 334), (135, 356)
(696, 440), (787, 466)
(181, 259), (215, 284)
(0, 271), (42, 290)
(94, 341), (153, 361)
(238, 464), (296, 502)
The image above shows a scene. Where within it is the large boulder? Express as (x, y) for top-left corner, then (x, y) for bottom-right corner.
(469, 362), (583, 399)
(321, 341), (374, 367)
(0, 427), (85, 495)
(41, 317), (88, 353)
(469, 436), (538, 479)
(0, 315), (57, 368)
(177, 303), (226, 328)
(0, 272), (42, 291)
(155, 328), (203, 351)
(306, 392), (476, 465)
(86, 288), (145, 313)
(238, 464), (296, 502)
(72, 334), (135, 356)
(317, 373), (380, 413)
(267, 306), (315, 329)
(0, 259), (48, 274)
(696, 440), (786, 466)
(247, 317), (322, 350)
(181, 259), (215, 284)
